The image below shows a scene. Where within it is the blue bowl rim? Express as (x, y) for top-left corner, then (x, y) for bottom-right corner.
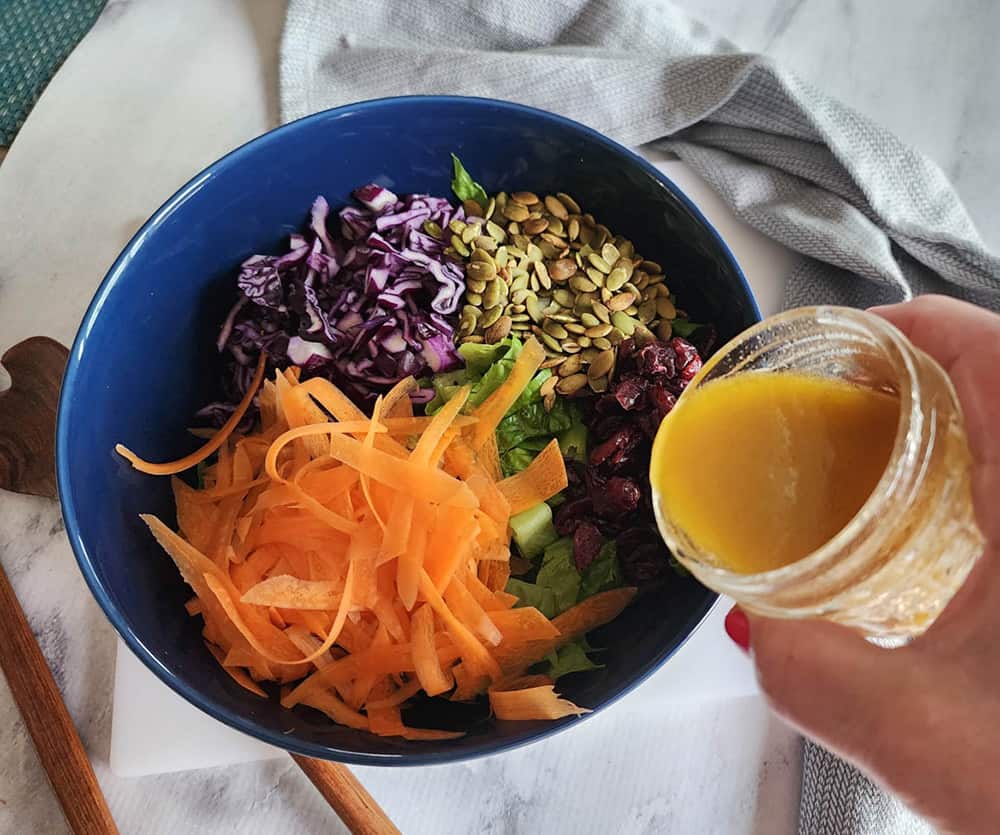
(56, 94), (760, 766)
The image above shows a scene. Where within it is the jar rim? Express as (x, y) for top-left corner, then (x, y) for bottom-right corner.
(658, 305), (922, 591)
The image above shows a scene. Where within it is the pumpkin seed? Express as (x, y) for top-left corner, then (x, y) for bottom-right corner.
(586, 267), (606, 287)
(423, 220), (444, 239)
(591, 301), (611, 324)
(543, 320), (569, 340)
(509, 288), (531, 305)
(579, 313), (600, 328)
(485, 197), (496, 220)
(467, 260), (497, 283)
(556, 192), (581, 214)
(558, 354), (583, 376)
(587, 252), (613, 274)
(657, 320), (673, 341)
(508, 303), (527, 314)
(562, 341), (581, 354)
(601, 243), (620, 265)
(638, 300), (657, 324)
(547, 217), (565, 237)
(588, 375), (609, 393)
(487, 220), (507, 242)
(549, 259), (577, 282)
(567, 217), (580, 241)
(657, 297), (677, 319)
(582, 348), (601, 363)
(640, 260), (662, 274)
(463, 199), (484, 218)
(526, 296), (545, 324)
(512, 191), (539, 206)
(480, 306), (503, 329)
(464, 334), (485, 344)
(502, 203), (529, 223)
(588, 348), (615, 379)
(633, 323), (655, 346)
(578, 336), (592, 348)
(618, 240), (635, 259)
(647, 273), (666, 285)
(607, 327), (625, 345)
(585, 323), (613, 338)
(540, 356), (565, 370)
(532, 262), (550, 290)
(564, 322), (587, 335)
(611, 311), (637, 336)
(522, 217), (549, 235)
(475, 235), (498, 252)
(569, 275), (597, 293)
(592, 337), (612, 350)
(539, 376), (559, 398)
(449, 219), (467, 235)
(451, 235), (470, 257)
(556, 373), (588, 394)
(485, 315), (513, 343)
(483, 281), (502, 309)
(625, 305), (639, 316)
(605, 267), (629, 292)
(494, 247), (510, 268)
(540, 332), (562, 353)
(607, 292), (636, 312)
(509, 313), (531, 323)
(526, 243), (543, 263)
(544, 195), (569, 220)
(465, 292), (482, 306)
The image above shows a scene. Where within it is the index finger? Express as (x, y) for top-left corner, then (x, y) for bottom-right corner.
(870, 295), (1000, 543)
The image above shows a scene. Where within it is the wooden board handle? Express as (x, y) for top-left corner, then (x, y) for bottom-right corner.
(0, 566), (119, 834)
(291, 755), (401, 835)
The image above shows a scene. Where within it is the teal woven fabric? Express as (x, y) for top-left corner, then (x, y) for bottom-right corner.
(0, 0), (107, 145)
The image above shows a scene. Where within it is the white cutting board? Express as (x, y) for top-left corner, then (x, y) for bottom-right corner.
(110, 158), (797, 777)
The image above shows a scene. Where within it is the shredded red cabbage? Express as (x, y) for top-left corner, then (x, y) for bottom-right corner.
(204, 185), (467, 418)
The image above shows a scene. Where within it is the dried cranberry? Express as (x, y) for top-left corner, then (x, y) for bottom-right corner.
(620, 543), (670, 585)
(616, 337), (638, 368)
(593, 476), (641, 518)
(589, 425), (643, 472)
(573, 521), (604, 571)
(671, 337), (700, 370)
(679, 353), (702, 384)
(636, 342), (677, 379)
(615, 526), (659, 555)
(554, 498), (593, 536)
(649, 385), (677, 419)
(590, 414), (627, 442)
(612, 375), (646, 411)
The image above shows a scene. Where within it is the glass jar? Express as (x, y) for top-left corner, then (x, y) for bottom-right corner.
(652, 306), (985, 639)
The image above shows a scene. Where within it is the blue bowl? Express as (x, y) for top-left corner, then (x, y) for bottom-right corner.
(57, 96), (759, 765)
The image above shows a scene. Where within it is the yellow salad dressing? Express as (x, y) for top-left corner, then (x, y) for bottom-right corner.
(651, 372), (900, 574)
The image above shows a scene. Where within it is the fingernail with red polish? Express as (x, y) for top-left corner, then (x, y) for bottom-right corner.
(724, 606), (750, 652)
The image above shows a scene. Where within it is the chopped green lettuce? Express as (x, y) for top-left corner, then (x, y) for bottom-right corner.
(579, 541), (622, 599)
(505, 578), (557, 619)
(543, 640), (603, 679)
(450, 154), (489, 207)
(671, 319), (703, 338)
(535, 537), (580, 615)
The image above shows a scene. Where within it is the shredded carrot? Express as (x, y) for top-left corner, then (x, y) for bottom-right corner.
(489, 684), (590, 720)
(470, 337), (545, 450)
(124, 367), (633, 741)
(496, 438), (568, 515)
(116, 352), (267, 475)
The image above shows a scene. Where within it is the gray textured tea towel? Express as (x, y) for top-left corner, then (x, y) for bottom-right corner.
(279, 2), (997, 832)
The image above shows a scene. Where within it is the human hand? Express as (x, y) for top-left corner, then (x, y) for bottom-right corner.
(726, 295), (1000, 835)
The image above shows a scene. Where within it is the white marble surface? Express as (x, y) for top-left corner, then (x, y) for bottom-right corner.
(0, 0), (996, 832)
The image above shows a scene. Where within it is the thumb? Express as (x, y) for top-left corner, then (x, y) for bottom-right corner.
(742, 610), (905, 763)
